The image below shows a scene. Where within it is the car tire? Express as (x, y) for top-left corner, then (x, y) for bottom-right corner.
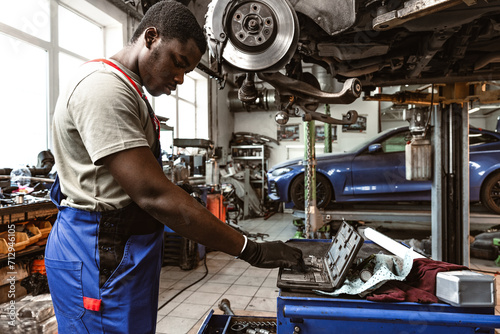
(481, 172), (500, 215)
(290, 173), (332, 211)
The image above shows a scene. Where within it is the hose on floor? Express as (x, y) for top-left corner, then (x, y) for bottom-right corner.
(157, 255), (209, 311)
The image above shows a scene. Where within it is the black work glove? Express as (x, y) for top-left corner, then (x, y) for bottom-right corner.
(239, 239), (306, 271)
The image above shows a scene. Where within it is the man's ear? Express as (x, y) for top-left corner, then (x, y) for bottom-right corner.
(144, 27), (158, 48)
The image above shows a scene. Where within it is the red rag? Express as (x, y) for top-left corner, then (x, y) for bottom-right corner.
(367, 258), (469, 303)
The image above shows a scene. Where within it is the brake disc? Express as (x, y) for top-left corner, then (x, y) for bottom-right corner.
(205, 0), (299, 72)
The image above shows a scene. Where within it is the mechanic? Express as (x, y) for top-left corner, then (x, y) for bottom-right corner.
(45, 1), (304, 333)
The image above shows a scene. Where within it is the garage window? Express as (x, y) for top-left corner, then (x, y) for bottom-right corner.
(1, 1), (209, 168)
(0, 1), (112, 168)
(0, 33), (48, 168)
(152, 70), (209, 156)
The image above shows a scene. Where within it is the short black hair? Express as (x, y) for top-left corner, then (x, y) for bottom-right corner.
(131, 0), (206, 54)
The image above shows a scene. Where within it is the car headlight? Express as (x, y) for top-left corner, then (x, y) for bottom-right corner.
(271, 167), (293, 176)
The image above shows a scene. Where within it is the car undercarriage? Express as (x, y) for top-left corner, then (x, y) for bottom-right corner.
(200, 0), (500, 114)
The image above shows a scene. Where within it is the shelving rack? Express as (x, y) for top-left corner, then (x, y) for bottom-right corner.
(230, 145), (267, 217)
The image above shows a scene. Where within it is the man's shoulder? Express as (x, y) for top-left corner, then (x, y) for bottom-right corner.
(76, 62), (131, 90)
(67, 62), (138, 103)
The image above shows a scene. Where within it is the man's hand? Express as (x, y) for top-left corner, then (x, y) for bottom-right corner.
(239, 240), (306, 271)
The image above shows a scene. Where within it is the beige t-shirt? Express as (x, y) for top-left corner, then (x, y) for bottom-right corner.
(52, 59), (157, 211)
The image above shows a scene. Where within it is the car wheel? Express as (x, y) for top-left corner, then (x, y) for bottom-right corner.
(290, 173), (332, 211)
(481, 172), (500, 214)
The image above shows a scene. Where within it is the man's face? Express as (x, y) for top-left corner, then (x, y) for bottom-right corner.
(140, 37), (202, 97)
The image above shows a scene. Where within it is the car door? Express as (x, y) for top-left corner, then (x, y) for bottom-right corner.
(351, 129), (429, 200)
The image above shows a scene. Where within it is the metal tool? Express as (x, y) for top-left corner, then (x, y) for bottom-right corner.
(218, 298), (235, 315)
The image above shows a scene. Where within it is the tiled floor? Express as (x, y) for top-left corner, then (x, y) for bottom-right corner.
(155, 213), (500, 334)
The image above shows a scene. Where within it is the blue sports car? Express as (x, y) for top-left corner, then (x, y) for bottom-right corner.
(267, 126), (500, 214)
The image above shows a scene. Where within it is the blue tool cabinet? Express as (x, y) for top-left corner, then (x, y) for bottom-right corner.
(277, 290), (500, 333)
(198, 292), (500, 333)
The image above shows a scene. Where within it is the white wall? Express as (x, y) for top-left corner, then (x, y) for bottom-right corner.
(212, 84), (233, 150)
(484, 109), (500, 131)
(470, 115), (487, 129)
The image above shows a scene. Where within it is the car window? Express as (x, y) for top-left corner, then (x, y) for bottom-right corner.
(346, 127), (399, 153)
(469, 132), (499, 146)
(380, 131), (411, 153)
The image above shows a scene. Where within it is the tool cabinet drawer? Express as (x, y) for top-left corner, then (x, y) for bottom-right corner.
(278, 292), (500, 334)
(197, 311), (276, 334)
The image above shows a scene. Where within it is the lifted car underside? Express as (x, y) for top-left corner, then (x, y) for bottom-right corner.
(202, 0), (500, 98)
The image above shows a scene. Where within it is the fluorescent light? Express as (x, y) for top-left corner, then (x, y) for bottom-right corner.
(469, 105), (500, 114)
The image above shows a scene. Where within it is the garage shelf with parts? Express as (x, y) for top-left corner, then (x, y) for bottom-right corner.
(230, 145), (268, 215)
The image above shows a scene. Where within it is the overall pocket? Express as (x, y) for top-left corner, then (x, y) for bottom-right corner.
(45, 258), (86, 319)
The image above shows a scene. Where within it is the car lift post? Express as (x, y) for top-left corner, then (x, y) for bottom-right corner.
(303, 104), (333, 237)
(304, 119), (317, 238)
(432, 85), (470, 265)
(366, 83), (473, 265)
(324, 104), (332, 153)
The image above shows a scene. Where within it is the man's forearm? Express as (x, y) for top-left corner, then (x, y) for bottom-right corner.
(147, 188), (245, 256)
(102, 146), (245, 256)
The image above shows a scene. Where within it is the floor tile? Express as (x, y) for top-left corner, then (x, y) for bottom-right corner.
(155, 316), (199, 334)
(196, 282), (231, 294)
(242, 267), (273, 278)
(158, 289), (193, 307)
(215, 294), (252, 310)
(225, 284), (259, 297)
(157, 301), (180, 316)
(255, 287), (280, 299)
(207, 273), (240, 285)
(246, 296), (278, 313)
(169, 272), (212, 291)
(159, 278), (178, 289)
(216, 265), (248, 276)
(168, 303), (213, 319)
(162, 270), (191, 280)
(224, 260), (251, 269)
(184, 291), (223, 306)
(206, 258), (232, 269)
(262, 276), (278, 288)
(233, 275), (266, 287)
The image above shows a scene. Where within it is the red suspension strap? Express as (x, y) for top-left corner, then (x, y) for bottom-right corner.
(86, 59), (161, 139)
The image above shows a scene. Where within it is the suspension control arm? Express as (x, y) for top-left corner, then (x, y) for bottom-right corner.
(257, 72), (362, 105)
(299, 109), (358, 125)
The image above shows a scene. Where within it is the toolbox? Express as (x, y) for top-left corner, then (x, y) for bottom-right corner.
(197, 312), (276, 334)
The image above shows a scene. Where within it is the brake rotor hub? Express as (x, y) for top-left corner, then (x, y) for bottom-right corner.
(205, 0), (298, 72)
(230, 2), (276, 51)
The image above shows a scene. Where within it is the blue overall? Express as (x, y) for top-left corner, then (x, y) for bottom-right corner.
(46, 59), (164, 333)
